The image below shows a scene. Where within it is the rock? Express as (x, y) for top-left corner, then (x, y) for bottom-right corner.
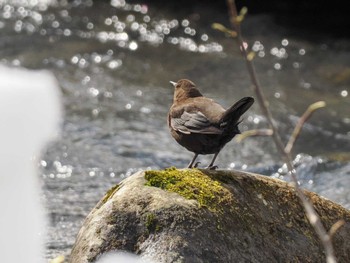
(70, 168), (350, 263)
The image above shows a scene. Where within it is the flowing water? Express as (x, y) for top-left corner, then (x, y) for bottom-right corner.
(0, 0), (349, 260)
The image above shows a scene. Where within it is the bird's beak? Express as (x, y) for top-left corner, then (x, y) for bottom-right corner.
(169, 81), (177, 87)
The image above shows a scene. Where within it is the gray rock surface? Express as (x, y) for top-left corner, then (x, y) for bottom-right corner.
(69, 169), (350, 263)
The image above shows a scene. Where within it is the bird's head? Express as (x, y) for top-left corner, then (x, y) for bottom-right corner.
(170, 79), (202, 102)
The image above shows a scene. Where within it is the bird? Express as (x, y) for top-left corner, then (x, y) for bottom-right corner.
(167, 79), (254, 169)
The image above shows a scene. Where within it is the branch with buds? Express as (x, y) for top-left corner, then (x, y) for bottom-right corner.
(212, 1), (342, 262)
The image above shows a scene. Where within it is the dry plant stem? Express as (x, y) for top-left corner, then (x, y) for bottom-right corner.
(226, 1), (336, 262)
(236, 129), (273, 142)
(227, 1), (286, 158)
(285, 101), (326, 154)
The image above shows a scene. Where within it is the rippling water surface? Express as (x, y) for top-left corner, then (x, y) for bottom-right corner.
(1, 0), (349, 260)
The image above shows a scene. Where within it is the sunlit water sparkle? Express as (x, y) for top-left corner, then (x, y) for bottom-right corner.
(1, 0), (349, 260)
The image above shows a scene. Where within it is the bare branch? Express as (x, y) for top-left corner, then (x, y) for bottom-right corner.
(236, 129), (273, 142)
(285, 101), (326, 154)
(211, 23), (237, 37)
(225, 1), (337, 262)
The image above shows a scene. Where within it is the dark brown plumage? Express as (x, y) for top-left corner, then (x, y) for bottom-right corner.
(168, 79), (254, 169)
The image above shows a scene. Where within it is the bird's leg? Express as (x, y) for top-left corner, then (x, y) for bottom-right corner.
(187, 153), (199, 168)
(205, 152), (219, 170)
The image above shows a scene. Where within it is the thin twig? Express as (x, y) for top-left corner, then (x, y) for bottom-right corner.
(226, 0), (287, 158)
(225, 1), (337, 262)
(236, 129), (273, 142)
(285, 101), (326, 154)
(212, 23), (237, 37)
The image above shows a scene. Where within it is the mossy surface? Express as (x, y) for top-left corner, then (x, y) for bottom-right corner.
(145, 213), (161, 233)
(144, 167), (233, 212)
(72, 169), (350, 263)
(95, 184), (120, 209)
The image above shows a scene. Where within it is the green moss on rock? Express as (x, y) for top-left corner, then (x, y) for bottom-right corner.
(145, 167), (233, 212)
(96, 184), (120, 209)
(145, 213), (161, 233)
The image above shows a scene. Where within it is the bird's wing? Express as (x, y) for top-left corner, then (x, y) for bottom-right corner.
(170, 110), (222, 134)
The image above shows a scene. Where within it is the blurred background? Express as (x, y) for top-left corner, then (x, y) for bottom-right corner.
(0, 0), (349, 260)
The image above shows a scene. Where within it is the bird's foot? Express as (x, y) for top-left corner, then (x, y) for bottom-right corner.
(194, 162), (201, 168)
(187, 162), (201, 169)
(205, 165), (218, 170)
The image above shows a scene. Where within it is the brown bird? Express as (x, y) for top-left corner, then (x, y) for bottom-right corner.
(168, 79), (254, 169)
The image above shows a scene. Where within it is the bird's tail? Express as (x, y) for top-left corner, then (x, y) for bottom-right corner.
(220, 97), (254, 126)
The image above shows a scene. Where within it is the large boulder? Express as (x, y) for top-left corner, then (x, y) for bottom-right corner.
(70, 168), (350, 263)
